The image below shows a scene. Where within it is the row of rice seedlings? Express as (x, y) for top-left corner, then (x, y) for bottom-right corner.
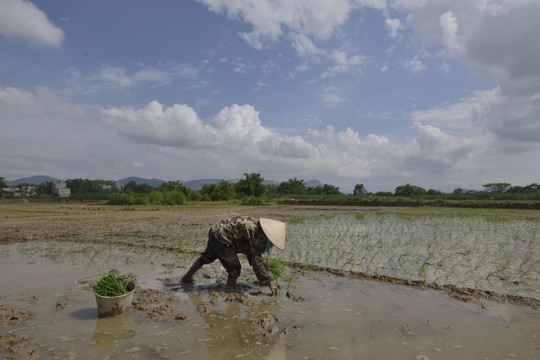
(279, 210), (539, 298)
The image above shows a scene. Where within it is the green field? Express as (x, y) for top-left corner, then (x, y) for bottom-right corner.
(279, 208), (540, 299)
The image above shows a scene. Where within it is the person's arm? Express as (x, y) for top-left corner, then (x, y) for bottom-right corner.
(248, 254), (277, 295)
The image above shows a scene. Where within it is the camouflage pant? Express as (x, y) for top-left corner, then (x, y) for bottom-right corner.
(200, 229), (242, 279)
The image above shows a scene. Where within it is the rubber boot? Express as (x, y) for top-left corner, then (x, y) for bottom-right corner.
(226, 275), (238, 287)
(181, 257), (204, 283)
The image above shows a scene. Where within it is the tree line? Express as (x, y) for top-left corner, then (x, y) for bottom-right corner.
(1, 175), (539, 203)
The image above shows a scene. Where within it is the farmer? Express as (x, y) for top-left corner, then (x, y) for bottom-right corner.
(181, 216), (286, 295)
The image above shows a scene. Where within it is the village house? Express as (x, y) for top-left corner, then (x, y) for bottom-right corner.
(52, 181), (71, 198)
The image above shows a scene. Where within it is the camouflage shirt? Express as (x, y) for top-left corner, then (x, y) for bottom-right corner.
(211, 216), (268, 255)
(211, 216), (272, 284)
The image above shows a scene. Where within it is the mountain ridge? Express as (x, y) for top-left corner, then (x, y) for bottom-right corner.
(4, 175), (320, 190)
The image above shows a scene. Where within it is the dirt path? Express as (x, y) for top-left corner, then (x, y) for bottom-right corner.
(0, 203), (379, 243)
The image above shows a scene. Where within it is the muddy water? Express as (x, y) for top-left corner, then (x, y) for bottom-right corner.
(1, 242), (539, 360)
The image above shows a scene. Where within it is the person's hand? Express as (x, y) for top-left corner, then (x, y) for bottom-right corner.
(268, 280), (278, 296)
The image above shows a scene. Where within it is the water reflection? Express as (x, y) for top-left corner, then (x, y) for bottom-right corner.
(91, 312), (135, 346)
(184, 287), (287, 360)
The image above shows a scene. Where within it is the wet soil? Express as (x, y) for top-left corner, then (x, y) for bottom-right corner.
(1, 202), (539, 359)
(2, 202), (537, 308)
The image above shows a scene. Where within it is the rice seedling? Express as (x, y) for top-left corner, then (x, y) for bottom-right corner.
(93, 271), (134, 297)
(266, 256), (285, 283)
(281, 208), (540, 299)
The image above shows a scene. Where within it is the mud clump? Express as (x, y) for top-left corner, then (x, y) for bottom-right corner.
(198, 301), (218, 315)
(0, 305), (52, 360)
(0, 305), (33, 328)
(55, 294), (74, 311)
(147, 303), (189, 322)
(240, 312), (283, 343)
(224, 292), (259, 306)
(131, 288), (188, 322)
(0, 332), (48, 360)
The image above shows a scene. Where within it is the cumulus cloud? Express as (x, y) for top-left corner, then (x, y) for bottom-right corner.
(0, 0), (63, 47)
(102, 101), (317, 159)
(213, 104), (269, 145)
(403, 0), (540, 151)
(102, 101), (211, 147)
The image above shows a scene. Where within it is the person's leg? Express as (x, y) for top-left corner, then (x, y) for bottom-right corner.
(181, 230), (216, 283)
(181, 257), (205, 283)
(215, 244), (242, 286)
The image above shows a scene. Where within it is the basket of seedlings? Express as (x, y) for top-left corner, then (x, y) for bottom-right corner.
(93, 271), (136, 317)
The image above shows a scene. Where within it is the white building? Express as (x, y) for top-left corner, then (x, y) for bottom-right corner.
(52, 181), (71, 198)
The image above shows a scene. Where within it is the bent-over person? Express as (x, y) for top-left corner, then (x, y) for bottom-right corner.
(181, 216), (286, 295)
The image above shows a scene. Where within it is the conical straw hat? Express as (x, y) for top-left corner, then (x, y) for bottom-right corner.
(259, 218), (286, 250)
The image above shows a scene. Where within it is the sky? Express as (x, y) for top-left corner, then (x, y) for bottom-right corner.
(1, 0), (539, 193)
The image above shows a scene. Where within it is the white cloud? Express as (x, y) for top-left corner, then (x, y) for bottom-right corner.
(102, 101), (210, 148)
(410, 88), (499, 131)
(102, 101), (317, 160)
(404, 56), (425, 73)
(439, 11), (463, 54)
(2, 84), (539, 192)
(385, 18), (403, 38)
(291, 33), (324, 56)
(321, 92), (346, 106)
(258, 134), (317, 159)
(0, 0), (63, 47)
(213, 104), (269, 145)
(198, 0), (353, 43)
(322, 49), (366, 77)
(69, 63), (202, 93)
(401, 1), (540, 152)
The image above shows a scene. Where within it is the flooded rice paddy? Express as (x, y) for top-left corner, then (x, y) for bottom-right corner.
(281, 209), (540, 299)
(1, 206), (539, 359)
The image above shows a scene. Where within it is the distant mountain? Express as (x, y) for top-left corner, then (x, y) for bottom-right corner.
(305, 179), (324, 188)
(3, 174), (315, 189)
(116, 177), (166, 187)
(182, 178), (280, 190)
(4, 175), (60, 186)
(182, 178), (225, 190)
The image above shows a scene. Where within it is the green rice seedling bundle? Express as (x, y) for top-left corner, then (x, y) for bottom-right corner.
(266, 257), (285, 281)
(93, 272), (133, 297)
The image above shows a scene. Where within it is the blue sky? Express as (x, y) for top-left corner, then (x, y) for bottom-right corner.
(1, 0), (539, 193)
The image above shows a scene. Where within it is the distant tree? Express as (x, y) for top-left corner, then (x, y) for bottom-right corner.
(158, 181), (195, 200)
(482, 182), (511, 194)
(66, 178), (104, 194)
(0, 177), (6, 196)
(277, 178), (306, 194)
(159, 181), (181, 191)
(322, 183), (341, 195)
(123, 181), (154, 193)
(522, 183), (540, 193)
(235, 173), (265, 197)
(353, 184), (367, 196)
(35, 181), (53, 195)
(427, 189), (443, 195)
(306, 184), (341, 195)
(201, 181), (235, 201)
(394, 183), (427, 197)
(508, 183), (539, 193)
